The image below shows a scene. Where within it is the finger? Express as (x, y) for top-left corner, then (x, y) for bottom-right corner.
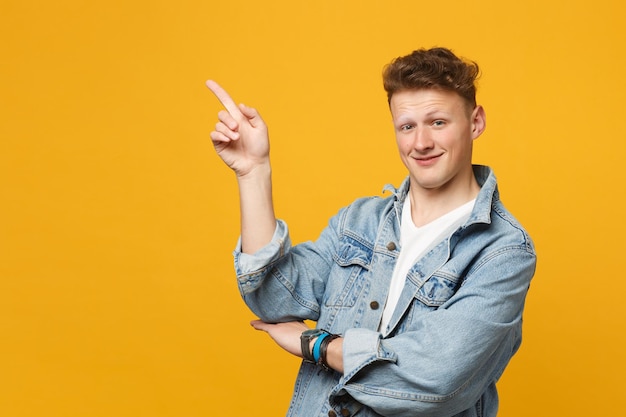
(216, 110), (239, 133)
(250, 320), (271, 331)
(206, 80), (240, 116)
(238, 103), (265, 129)
(210, 130), (234, 144)
(214, 121), (240, 141)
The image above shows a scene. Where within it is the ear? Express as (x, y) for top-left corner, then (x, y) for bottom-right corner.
(470, 105), (486, 140)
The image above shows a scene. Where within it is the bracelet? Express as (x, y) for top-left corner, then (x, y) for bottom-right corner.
(319, 334), (340, 370)
(312, 333), (330, 363)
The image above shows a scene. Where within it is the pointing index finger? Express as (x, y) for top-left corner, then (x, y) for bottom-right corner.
(206, 80), (240, 115)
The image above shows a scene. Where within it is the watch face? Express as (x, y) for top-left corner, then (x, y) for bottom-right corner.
(302, 329), (324, 338)
(301, 329), (325, 362)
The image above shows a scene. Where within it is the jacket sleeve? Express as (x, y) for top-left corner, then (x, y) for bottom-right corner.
(234, 212), (342, 323)
(332, 246), (537, 417)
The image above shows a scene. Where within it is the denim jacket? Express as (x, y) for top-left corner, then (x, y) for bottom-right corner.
(234, 166), (536, 417)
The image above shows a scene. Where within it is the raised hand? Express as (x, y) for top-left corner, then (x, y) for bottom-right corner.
(206, 80), (270, 178)
(206, 80), (276, 253)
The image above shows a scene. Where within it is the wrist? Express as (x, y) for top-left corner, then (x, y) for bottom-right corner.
(319, 334), (340, 370)
(300, 329), (324, 362)
(300, 329), (342, 372)
(323, 337), (343, 373)
(236, 161), (271, 183)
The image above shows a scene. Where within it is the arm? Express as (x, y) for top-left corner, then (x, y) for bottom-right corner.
(206, 80), (275, 254)
(250, 320), (345, 373)
(209, 82), (345, 367)
(235, 206), (346, 323)
(208, 98), (349, 377)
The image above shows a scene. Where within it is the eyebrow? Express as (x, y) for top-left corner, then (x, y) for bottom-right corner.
(394, 109), (450, 123)
(422, 109), (451, 117)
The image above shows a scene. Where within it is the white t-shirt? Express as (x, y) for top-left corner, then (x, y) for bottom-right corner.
(379, 197), (475, 335)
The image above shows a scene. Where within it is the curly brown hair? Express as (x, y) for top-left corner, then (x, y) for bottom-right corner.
(382, 47), (480, 109)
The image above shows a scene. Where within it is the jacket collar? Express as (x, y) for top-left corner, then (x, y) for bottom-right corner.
(383, 165), (498, 227)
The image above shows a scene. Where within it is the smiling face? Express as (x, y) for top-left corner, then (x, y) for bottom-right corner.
(390, 88), (486, 198)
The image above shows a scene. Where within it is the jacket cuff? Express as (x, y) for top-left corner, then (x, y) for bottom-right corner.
(341, 328), (397, 382)
(234, 219), (290, 277)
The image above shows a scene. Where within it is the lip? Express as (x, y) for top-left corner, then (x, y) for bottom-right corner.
(413, 154), (443, 166)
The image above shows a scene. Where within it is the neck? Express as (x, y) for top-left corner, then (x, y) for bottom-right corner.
(408, 173), (480, 227)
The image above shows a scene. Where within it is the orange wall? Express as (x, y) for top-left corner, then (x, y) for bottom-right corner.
(1, 1), (625, 415)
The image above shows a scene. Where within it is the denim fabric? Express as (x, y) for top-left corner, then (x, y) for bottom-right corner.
(234, 165), (536, 417)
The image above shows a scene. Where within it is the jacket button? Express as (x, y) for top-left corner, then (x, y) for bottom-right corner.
(370, 301), (379, 310)
(341, 409), (351, 416)
(328, 411), (337, 417)
(386, 241), (396, 251)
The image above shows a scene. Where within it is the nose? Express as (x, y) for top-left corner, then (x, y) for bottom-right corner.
(411, 126), (434, 152)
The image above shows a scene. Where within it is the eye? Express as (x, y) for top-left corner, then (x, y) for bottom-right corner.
(399, 124), (414, 132)
(432, 120), (445, 127)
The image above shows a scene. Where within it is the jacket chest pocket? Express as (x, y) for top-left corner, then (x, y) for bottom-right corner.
(414, 273), (461, 308)
(392, 273), (463, 335)
(324, 236), (373, 308)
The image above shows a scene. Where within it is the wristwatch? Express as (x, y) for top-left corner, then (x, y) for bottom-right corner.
(300, 329), (325, 362)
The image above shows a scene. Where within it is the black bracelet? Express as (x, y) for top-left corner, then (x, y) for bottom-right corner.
(300, 329), (325, 363)
(319, 334), (340, 370)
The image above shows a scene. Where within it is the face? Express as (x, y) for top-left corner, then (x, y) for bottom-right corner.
(390, 88), (486, 196)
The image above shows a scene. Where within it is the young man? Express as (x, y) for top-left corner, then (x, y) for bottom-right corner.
(207, 47), (536, 417)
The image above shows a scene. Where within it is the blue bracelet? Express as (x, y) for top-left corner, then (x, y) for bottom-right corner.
(312, 332), (330, 363)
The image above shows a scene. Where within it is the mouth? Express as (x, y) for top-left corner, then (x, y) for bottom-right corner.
(413, 153), (443, 166)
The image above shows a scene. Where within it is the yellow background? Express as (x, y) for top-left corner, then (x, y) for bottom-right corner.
(1, 0), (624, 415)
